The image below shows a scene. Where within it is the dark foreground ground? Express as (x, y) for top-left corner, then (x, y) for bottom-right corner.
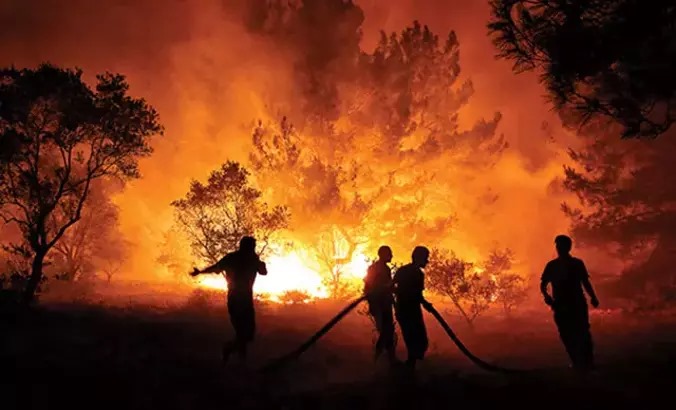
(2, 290), (675, 410)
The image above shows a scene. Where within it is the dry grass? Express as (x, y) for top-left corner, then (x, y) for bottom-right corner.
(2, 285), (675, 409)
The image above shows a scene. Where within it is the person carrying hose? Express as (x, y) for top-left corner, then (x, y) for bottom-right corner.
(393, 246), (434, 372)
(364, 245), (397, 365)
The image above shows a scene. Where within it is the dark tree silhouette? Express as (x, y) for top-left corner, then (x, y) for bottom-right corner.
(561, 125), (676, 298)
(171, 161), (289, 265)
(51, 182), (120, 282)
(488, 1), (676, 138)
(0, 64), (162, 305)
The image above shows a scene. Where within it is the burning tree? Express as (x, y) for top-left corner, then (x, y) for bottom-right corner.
(0, 64), (162, 305)
(246, 11), (506, 295)
(313, 226), (366, 299)
(249, 118), (373, 297)
(482, 248), (528, 316)
(171, 160), (289, 265)
(425, 248), (497, 327)
(156, 226), (194, 280)
(488, 0), (676, 139)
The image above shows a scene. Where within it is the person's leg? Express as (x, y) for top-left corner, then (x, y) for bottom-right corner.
(235, 298), (256, 360)
(554, 310), (577, 367)
(371, 304), (386, 360)
(575, 307), (594, 370)
(418, 319), (428, 361)
(409, 308), (428, 361)
(224, 295), (240, 364)
(396, 308), (415, 369)
(399, 306), (426, 376)
(381, 307), (397, 363)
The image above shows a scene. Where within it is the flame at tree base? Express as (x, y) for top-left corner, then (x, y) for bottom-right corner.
(193, 249), (370, 303)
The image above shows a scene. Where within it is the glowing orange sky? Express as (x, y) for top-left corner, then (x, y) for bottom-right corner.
(0, 0), (603, 287)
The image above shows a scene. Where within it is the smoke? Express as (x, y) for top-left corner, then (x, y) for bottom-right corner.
(0, 0), (583, 286)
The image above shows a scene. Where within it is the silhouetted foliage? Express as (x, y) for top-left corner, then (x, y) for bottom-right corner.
(488, 1), (676, 139)
(277, 289), (314, 304)
(156, 226), (193, 280)
(50, 182), (121, 282)
(171, 161), (289, 264)
(425, 248), (497, 326)
(0, 243), (39, 292)
(483, 248), (527, 316)
(356, 21), (505, 160)
(0, 64), (162, 305)
(561, 127), (676, 299)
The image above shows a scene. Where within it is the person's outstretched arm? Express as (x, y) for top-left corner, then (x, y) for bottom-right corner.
(191, 255), (230, 276)
(579, 260), (599, 307)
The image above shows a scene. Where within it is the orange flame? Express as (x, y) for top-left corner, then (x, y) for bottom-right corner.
(194, 247), (370, 303)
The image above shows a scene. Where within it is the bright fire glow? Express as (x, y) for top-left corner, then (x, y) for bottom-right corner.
(342, 253), (370, 280)
(194, 248), (371, 303)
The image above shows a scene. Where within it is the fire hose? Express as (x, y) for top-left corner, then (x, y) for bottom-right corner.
(259, 295), (368, 373)
(258, 295), (526, 374)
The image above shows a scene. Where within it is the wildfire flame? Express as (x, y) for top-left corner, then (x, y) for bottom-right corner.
(194, 248), (370, 303)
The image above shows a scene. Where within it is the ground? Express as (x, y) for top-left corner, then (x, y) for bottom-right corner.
(2, 285), (675, 410)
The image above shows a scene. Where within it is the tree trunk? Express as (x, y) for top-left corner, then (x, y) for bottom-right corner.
(21, 250), (46, 307)
(449, 295), (473, 327)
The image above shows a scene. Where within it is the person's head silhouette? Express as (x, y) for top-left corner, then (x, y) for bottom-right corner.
(555, 235), (572, 257)
(378, 245), (393, 263)
(239, 236), (256, 254)
(411, 246), (430, 268)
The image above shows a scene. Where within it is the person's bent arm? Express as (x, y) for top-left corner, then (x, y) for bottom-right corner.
(418, 271), (433, 311)
(540, 264), (553, 305)
(579, 261), (599, 307)
(258, 260), (268, 276)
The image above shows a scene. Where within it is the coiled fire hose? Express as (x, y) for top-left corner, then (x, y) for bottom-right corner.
(258, 295), (526, 374)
